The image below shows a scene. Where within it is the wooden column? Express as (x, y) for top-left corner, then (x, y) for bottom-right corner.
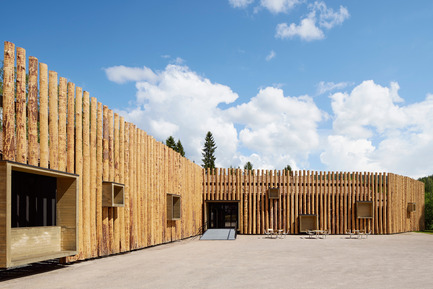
(16, 47), (27, 163)
(2, 42), (16, 161)
(28, 57), (39, 166)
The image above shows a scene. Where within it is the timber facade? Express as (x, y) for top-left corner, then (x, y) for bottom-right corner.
(203, 169), (424, 235)
(0, 41), (425, 268)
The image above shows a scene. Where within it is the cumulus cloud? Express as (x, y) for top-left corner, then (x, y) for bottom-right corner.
(266, 50), (276, 61)
(106, 63), (325, 170)
(229, 0), (254, 8)
(226, 87), (324, 169)
(111, 64), (240, 168)
(276, 1), (349, 41)
(330, 80), (405, 138)
(276, 17), (324, 41)
(321, 82), (433, 178)
(260, 0), (301, 14)
(106, 63), (433, 178)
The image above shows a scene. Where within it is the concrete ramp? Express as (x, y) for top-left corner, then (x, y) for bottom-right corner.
(200, 229), (237, 240)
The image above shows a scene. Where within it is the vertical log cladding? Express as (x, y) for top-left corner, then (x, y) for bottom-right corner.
(74, 87), (83, 261)
(102, 106), (109, 256)
(3, 42), (16, 161)
(96, 103), (103, 255)
(28, 57), (39, 166)
(203, 169), (424, 235)
(48, 71), (58, 170)
(16, 47), (27, 163)
(113, 113), (120, 254)
(82, 92), (91, 258)
(58, 78), (68, 172)
(67, 83), (76, 173)
(90, 97), (98, 257)
(39, 63), (49, 168)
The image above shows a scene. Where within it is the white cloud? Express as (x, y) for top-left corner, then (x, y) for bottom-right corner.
(276, 1), (349, 41)
(316, 81), (351, 95)
(266, 50), (276, 61)
(330, 80), (405, 138)
(226, 86), (324, 169)
(109, 64), (240, 168)
(312, 1), (350, 29)
(107, 64), (325, 170)
(229, 0), (254, 8)
(106, 63), (433, 178)
(320, 135), (379, 172)
(276, 17), (324, 41)
(322, 82), (433, 178)
(260, 0), (301, 14)
(104, 65), (157, 84)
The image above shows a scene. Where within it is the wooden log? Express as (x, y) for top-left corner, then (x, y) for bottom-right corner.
(39, 63), (49, 167)
(82, 91), (91, 259)
(96, 102), (103, 255)
(113, 113), (120, 254)
(73, 87), (83, 261)
(124, 123), (131, 251)
(129, 125), (136, 248)
(67, 83), (75, 173)
(119, 117), (126, 252)
(28, 57), (39, 166)
(58, 77), (67, 171)
(48, 71), (58, 170)
(3, 42), (16, 161)
(102, 105), (109, 256)
(108, 109), (114, 253)
(90, 97), (97, 257)
(290, 171), (295, 234)
(16, 47), (27, 163)
(294, 171), (299, 234)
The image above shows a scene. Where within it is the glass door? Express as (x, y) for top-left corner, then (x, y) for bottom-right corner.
(208, 203), (238, 229)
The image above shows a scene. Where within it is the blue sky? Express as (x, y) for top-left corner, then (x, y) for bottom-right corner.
(3, 0), (433, 177)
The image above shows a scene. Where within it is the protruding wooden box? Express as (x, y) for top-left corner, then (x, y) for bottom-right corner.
(299, 214), (317, 232)
(0, 161), (78, 268)
(102, 182), (125, 207)
(268, 187), (279, 199)
(357, 201), (373, 219)
(167, 194), (181, 220)
(407, 202), (416, 213)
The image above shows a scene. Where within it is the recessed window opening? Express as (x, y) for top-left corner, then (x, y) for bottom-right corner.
(11, 171), (57, 227)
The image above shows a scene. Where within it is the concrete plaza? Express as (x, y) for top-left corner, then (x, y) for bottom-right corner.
(1, 232), (432, 288)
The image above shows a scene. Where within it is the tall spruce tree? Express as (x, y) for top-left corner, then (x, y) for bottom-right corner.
(201, 131), (216, 169)
(284, 164), (292, 176)
(176, 140), (185, 157)
(244, 161), (253, 171)
(165, 136), (176, 150)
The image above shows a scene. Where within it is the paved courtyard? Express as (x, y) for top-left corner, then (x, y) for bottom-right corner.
(1, 232), (432, 289)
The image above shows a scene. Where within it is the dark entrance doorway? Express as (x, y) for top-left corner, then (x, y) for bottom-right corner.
(208, 202), (238, 229)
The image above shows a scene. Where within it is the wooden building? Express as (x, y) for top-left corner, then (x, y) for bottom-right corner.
(202, 169), (424, 235)
(0, 41), (425, 268)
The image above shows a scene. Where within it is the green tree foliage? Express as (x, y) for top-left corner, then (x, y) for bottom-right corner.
(244, 161), (253, 171)
(284, 164), (292, 175)
(201, 131), (216, 170)
(165, 136), (186, 157)
(165, 136), (176, 150)
(176, 140), (185, 157)
(419, 175), (433, 230)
